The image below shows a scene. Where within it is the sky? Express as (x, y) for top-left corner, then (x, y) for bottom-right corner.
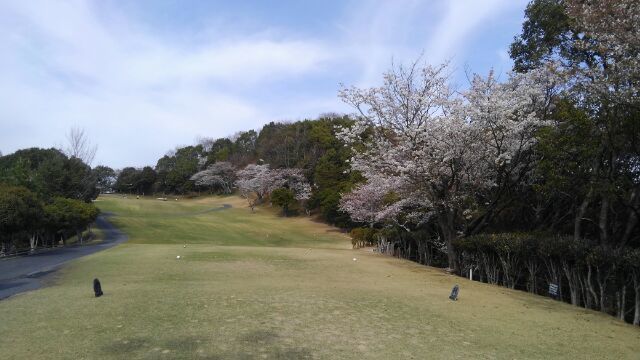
(0, 0), (529, 168)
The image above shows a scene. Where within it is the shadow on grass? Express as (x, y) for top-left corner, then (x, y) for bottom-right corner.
(100, 336), (150, 354)
(239, 329), (280, 344)
(233, 329), (313, 359)
(100, 331), (313, 359)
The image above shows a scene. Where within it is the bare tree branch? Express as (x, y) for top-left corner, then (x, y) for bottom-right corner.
(64, 126), (98, 166)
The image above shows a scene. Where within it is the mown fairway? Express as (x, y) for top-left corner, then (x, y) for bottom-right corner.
(1, 195), (639, 359)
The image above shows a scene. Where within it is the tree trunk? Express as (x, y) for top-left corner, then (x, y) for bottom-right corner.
(525, 258), (539, 294)
(29, 233), (38, 252)
(574, 157), (601, 241)
(579, 275), (591, 309)
(599, 196), (609, 244)
(633, 274), (640, 326)
(586, 266), (599, 309)
(563, 261), (581, 306)
(596, 266), (609, 313)
(481, 252), (501, 285)
(499, 253), (520, 289)
(621, 187), (639, 246)
(574, 187), (593, 241)
(426, 242), (434, 266)
(437, 211), (459, 273)
(616, 286), (626, 321)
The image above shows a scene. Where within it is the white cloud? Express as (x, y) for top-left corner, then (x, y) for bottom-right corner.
(0, 0), (335, 167)
(0, 0), (527, 168)
(336, 0), (524, 87)
(424, 0), (511, 63)
(339, 0), (427, 86)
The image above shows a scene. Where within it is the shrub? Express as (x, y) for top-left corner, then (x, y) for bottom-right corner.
(350, 227), (377, 248)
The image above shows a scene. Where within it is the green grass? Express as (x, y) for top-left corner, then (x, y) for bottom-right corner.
(1, 195), (638, 359)
(97, 195), (346, 248)
(66, 226), (106, 246)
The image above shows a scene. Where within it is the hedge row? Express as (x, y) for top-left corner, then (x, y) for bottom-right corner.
(453, 233), (640, 325)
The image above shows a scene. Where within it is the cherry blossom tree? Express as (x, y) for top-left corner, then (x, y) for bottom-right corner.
(339, 175), (430, 230)
(269, 168), (312, 201)
(565, 0), (640, 104)
(339, 177), (399, 227)
(190, 161), (236, 194)
(236, 164), (273, 210)
(235, 164), (312, 211)
(338, 60), (556, 271)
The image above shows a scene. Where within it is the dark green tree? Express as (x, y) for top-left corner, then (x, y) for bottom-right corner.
(138, 166), (157, 195)
(115, 167), (138, 194)
(154, 146), (203, 194)
(44, 197), (99, 245)
(0, 184), (43, 254)
(270, 187), (296, 216)
(510, 0), (640, 247)
(0, 148), (97, 202)
(92, 165), (116, 193)
(509, 0), (572, 72)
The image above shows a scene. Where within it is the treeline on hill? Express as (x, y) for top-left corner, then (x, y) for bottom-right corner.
(338, 0), (640, 326)
(104, 115), (361, 227)
(0, 148), (100, 255)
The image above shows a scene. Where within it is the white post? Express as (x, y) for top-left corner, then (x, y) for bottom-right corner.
(469, 268), (473, 281)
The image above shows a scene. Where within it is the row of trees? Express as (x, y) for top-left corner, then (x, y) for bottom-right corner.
(338, 0), (639, 325)
(107, 116), (359, 226)
(454, 234), (640, 324)
(0, 143), (100, 254)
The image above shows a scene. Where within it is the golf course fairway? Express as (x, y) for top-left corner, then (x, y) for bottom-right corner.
(1, 195), (638, 359)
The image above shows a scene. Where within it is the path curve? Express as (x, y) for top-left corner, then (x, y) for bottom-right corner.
(0, 203), (232, 300)
(0, 215), (127, 300)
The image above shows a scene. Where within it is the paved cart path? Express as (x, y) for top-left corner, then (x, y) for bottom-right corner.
(0, 215), (127, 300)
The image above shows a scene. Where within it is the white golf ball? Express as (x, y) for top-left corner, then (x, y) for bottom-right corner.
(176, 255), (181, 259)
(353, 258), (357, 261)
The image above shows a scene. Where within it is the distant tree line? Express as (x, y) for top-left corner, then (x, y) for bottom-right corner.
(106, 116), (360, 226)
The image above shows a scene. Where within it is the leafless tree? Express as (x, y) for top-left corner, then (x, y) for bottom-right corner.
(64, 126), (97, 165)
(195, 136), (215, 152)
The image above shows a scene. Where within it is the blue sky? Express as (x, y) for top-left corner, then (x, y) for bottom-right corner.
(0, 0), (528, 168)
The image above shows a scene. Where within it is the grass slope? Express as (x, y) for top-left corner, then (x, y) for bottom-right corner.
(0, 195), (638, 359)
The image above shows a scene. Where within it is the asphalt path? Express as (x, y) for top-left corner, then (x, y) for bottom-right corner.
(0, 214), (127, 300)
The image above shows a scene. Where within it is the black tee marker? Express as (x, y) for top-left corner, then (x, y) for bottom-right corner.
(93, 278), (103, 297)
(449, 285), (459, 301)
